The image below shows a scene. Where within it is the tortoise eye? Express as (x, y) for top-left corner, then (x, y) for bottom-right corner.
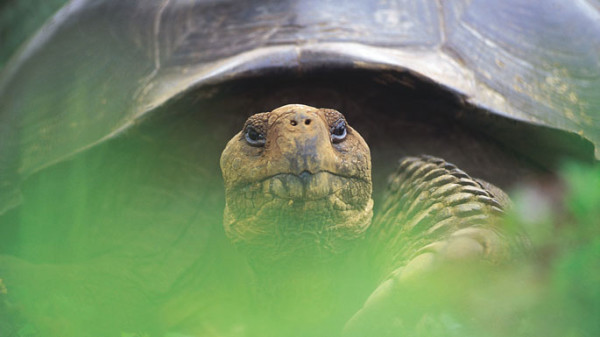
(245, 125), (266, 147)
(330, 119), (347, 143)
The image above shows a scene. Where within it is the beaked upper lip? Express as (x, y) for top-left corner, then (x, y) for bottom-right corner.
(239, 170), (366, 188)
(230, 170), (369, 201)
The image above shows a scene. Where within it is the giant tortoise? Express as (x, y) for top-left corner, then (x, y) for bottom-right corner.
(0, 0), (599, 336)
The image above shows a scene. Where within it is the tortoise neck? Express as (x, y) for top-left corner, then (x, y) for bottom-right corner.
(248, 248), (372, 334)
(223, 198), (374, 263)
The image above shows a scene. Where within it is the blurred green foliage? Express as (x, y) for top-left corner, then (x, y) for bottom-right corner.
(441, 162), (600, 337)
(0, 151), (598, 337)
(546, 163), (600, 337)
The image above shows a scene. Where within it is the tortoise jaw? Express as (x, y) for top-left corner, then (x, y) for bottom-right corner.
(222, 169), (373, 260)
(222, 193), (374, 262)
(227, 170), (370, 213)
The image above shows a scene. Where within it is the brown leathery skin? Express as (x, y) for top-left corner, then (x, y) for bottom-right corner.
(220, 104), (373, 262)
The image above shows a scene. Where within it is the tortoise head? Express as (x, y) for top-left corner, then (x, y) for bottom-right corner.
(220, 104), (373, 263)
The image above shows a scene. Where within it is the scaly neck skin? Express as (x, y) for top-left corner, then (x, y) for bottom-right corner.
(226, 203), (374, 334)
(222, 197), (374, 263)
(247, 243), (372, 335)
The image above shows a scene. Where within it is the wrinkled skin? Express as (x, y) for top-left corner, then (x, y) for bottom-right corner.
(221, 104), (373, 263)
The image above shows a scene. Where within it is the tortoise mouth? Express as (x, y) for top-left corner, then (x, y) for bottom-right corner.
(237, 171), (363, 201)
(223, 170), (374, 260)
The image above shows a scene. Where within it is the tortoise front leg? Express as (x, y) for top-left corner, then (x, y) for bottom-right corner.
(345, 156), (527, 336)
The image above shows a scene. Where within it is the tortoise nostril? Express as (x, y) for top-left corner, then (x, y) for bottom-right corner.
(305, 119), (311, 125)
(290, 120), (298, 126)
